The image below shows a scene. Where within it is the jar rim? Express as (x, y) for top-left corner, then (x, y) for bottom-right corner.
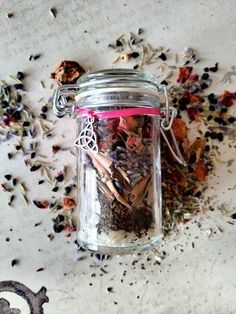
(76, 68), (159, 90)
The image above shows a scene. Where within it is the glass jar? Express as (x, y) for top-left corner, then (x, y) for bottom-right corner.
(53, 69), (185, 255)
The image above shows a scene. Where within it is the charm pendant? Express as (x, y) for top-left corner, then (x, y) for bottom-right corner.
(74, 116), (98, 153)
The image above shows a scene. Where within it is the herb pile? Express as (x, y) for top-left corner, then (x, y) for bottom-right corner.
(107, 30), (236, 235)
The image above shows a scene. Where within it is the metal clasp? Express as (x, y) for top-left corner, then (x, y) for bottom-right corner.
(53, 85), (80, 117)
(158, 85), (187, 166)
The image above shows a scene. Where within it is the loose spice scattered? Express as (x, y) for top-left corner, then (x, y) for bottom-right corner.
(0, 28), (235, 260)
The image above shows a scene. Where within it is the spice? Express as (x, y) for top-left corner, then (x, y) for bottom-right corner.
(231, 213), (236, 219)
(55, 173), (64, 182)
(6, 12), (14, 19)
(33, 200), (49, 209)
(11, 259), (19, 267)
(30, 165), (41, 172)
(16, 71), (25, 80)
(51, 60), (85, 84)
(49, 7), (57, 18)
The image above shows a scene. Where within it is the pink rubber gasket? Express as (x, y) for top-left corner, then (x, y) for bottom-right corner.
(76, 107), (161, 119)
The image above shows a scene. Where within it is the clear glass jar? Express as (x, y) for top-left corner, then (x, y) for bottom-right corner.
(53, 69), (184, 255)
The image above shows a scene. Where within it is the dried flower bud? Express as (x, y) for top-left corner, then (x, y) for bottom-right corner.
(63, 197), (76, 210)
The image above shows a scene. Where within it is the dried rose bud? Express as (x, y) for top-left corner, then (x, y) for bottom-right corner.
(51, 60), (85, 84)
(33, 200), (49, 209)
(63, 197), (76, 210)
(177, 66), (193, 84)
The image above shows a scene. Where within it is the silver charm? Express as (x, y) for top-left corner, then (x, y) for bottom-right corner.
(74, 116), (98, 153)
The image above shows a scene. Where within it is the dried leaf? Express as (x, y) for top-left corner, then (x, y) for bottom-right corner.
(194, 160), (208, 182)
(177, 67), (193, 83)
(187, 107), (201, 122)
(172, 118), (188, 142)
(219, 91), (236, 108)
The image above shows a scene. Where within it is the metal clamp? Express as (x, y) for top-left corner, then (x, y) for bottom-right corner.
(53, 85), (79, 117)
(158, 85), (187, 166)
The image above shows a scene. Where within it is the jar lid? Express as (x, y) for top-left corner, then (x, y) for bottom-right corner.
(76, 69), (159, 91)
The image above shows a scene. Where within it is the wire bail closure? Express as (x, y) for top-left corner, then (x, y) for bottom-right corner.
(158, 85), (187, 166)
(53, 83), (186, 166)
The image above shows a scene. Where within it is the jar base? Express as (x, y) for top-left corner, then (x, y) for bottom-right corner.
(77, 235), (162, 255)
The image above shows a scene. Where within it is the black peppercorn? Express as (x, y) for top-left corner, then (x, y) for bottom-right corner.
(23, 121), (30, 127)
(52, 186), (59, 192)
(40, 113), (47, 119)
(131, 52), (139, 58)
(205, 145), (210, 152)
(210, 132), (218, 139)
(231, 213), (236, 219)
(194, 191), (202, 198)
(189, 153), (196, 164)
(30, 164), (41, 172)
(207, 115), (213, 121)
(200, 82), (208, 90)
(53, 224), (64, 233)
(201, 73), (209, 80)
(56, 174), (64, 182)
(209, 62), (218, 72)
(204, 67), (209, 72)
(159, 53), (167, 61)
(41, 105), (48, 113)
(209, 105), (216, 111)
(228, 117), (236, 123)
(116, 40), (123, 47)
(217, 133), (224, 142)
(12, 111), (21, 120)
(221, 108), (228, 113)
(6, 107), (13, 115)
(1, 101), (9, 108)
(205, 131), (211, 138)
(55, 214), (65, 223)
(13, 83), (24, 90)
(16, 71), (25, 80)
(65, 186), (72, 194)
(4, 174), (12, 180)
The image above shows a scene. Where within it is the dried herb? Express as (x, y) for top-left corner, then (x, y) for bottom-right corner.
(51, 60), (85, 84)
